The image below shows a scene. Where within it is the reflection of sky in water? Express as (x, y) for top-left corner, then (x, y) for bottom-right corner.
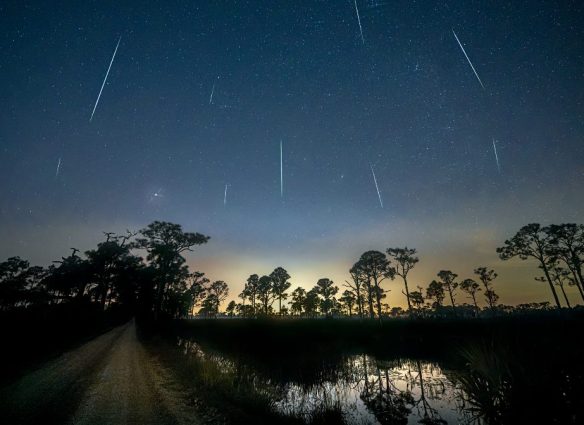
(178, 339), (472, 424)
(275, 356), (462, 424)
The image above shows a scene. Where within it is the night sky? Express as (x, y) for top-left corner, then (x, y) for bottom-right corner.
(1, 1), (583, 307)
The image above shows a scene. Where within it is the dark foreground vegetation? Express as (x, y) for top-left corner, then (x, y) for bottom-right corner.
(146, 312), (584, 424)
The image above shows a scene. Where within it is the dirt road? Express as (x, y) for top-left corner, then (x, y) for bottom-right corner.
(1, 320), (201, 425)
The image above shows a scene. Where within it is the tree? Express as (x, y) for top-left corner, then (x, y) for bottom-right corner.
(303, 288), (320, 317)
(208, 280), (229, 307)
(460, 278), (481, 313)
(85, 232), (139, 310)
(426, 280), (445, 309)
(187, 271), (209, 317)
(339, 289), (357, 316)
(346, 265), (366, 318)
(315, 278), (338, 317)
(199, 294), (219, 317)
(437, 270), (458, 315)
(44, 249), (91, 303)
(386, 247), (419, 313)
(474, 267), (499, 310)
(547, 224), (584, 302)
(408, 288), (425, 310)
(256, 275), (275, 315)
(538, 266), (572, 308)
(226, 300), (237, 316)
(354, 251), (391, 321)
(242, 274), (259, 315)
(0, 257), (47, 310)
(270, 267), (291, 315)
(197, 281), (228, 317)
(132, 221), (210, 319)
(497, 223), (561, 309)
(290, 287), (307, 316)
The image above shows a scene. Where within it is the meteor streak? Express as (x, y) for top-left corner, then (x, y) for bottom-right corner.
(209, 76), (218, 104)
(224, 183), (229, 206)
(280, 140), (283, 198)
(370, 163), (383, 208)
(452, 29), (485, 90)
(55, 157), (61, 177)
(492, 138), (501, 173)
(354, 0), (365, 45)
(90, 36), (122, 122)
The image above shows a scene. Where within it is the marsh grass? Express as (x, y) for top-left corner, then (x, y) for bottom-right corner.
(141, 312), (584, 424)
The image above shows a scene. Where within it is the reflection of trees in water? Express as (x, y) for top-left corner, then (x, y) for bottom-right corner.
(178, 338), (461, 424)
(408, 361), (447, 424)
(360, 354), (413, 424)
(359, 357), (451, 424)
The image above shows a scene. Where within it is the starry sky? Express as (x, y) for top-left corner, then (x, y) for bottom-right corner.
(1, 1), (583, 308)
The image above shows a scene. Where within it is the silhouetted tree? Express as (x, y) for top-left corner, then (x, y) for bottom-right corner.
(270, 267), (291, 315)
(386, 247), (419, 313)
(44, 249), (91, 302)
(346, 265), (366, 318)
(132, 221), (210, 319)
(209, 280), (229, 306)
(538, 266), (572, 308)
(226, 300), (236, 316)
(0, 257), (46, 310)
(474, 267), (499, 310)
(85, 232), (139, 310)
(408, 288), (425, 311)
(290, 287), (307, 316)
(437, 270), (458, 315)
(198, 281), (228, 317)
(199, 294), (219, 317)
(241, 274), (259, 315)
(497, 223), (561, 309)
(547, 224), (584, 302)
(256, 275), (275, 315)
(460, 278), (481, 313)
(315, 278), (338, 316)
(187, 271), (209, 317)
(426, 280), (445, 310)
(354, 251), (390, 321)
(304, 288), (320, 317)
(339, 289), (357, 316)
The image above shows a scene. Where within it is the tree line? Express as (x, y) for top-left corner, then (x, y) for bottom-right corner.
(1, 222), (582, 319)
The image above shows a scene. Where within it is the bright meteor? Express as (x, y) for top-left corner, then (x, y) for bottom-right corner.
(354, 0), (365, 45)
(452, 29), (485, 90)
(55, 157), (61, 177)
(492, 138), (501, 173)
(90, 36), (122, 122)
(370, 163), (383, 208)
(209, 76), (218, 105)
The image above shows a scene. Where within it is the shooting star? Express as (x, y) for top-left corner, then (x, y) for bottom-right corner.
(224, 183), (230, 206)
(492, 138), (501, 173)
(90, 36), (122, 122)
(354, 0), (365, 45)
(452, 29), (485, 90)
(55, 157), (61, 177)
(369, 163), (383, 208)
(209, 76), (219, 104)
(280, 140), (284, 198)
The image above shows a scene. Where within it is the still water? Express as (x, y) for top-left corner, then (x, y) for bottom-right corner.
(178, 338), (482, 424)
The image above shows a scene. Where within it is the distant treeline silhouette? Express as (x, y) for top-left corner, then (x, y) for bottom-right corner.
(1, 221), (582, 320)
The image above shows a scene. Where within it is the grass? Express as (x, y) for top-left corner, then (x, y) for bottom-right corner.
(140, 310), (584, 424)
